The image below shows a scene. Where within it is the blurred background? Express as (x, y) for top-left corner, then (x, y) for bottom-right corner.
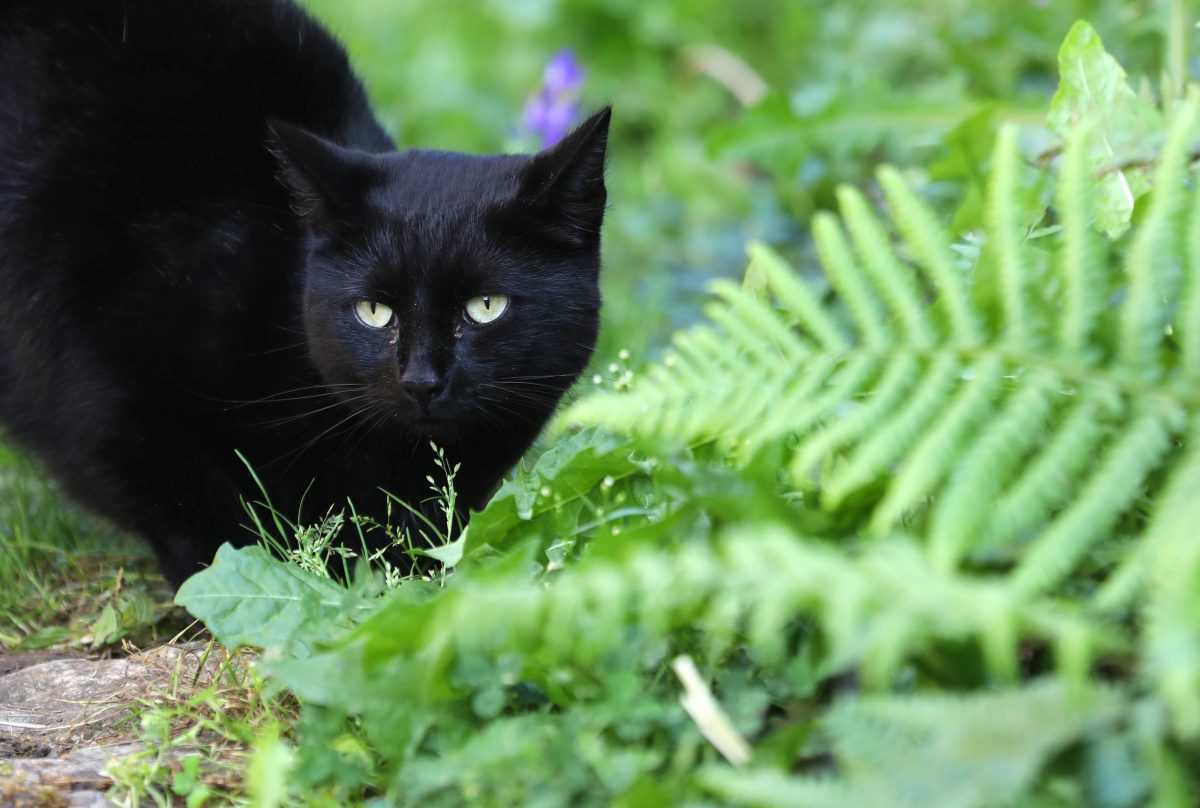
(300, 0), (1175, 359)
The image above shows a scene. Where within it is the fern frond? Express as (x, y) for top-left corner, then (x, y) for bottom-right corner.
(1117, 90), (1200, 378)
(819, 355), (961, 506)
(740, 355), (840, 457)
(927, 372), (1057, 570)
(791, 356), (919, 479)
(562, 102), (1200, 726)
(868, 357), (1005, 535)
(322, 528), (1113, 707)
(748, 242), (848, 350)
(706, 679), (1125, 808)
(813, 213), (889, 345)
(876, 166), (984, 347)
(1097, 419), (1200, 611)
(1056, 122), (1102, 359)
(1143, 469), (1200, 738)
(837, 185), (935, 347)
(1010, 405), (1177, 597)
(1181, 179), (1200, 383)
(988, 123), (1039, 350)
(978, 391), (1116, 551)
(766, 356), (882, 459)
(699, 769), (866, 808)
(709, 278), (810, 364)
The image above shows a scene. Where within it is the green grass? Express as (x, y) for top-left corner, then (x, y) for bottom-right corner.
(0, 441), (176, 650)
(104, 645), (291, 806)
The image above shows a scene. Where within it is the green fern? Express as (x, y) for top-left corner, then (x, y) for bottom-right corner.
(566, 92), (1200, 731)
(700, 679), (1125, 808)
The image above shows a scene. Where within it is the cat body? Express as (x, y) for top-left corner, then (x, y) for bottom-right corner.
(0, 0), (608, 585)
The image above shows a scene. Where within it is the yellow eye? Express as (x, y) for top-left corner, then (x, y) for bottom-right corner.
(354, 300), (394, 329)
(464, 294), (509, 325)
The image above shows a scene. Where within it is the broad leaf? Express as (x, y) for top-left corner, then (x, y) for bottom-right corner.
(1047, 21), (1163, 236)
(176, 544), (368, 657)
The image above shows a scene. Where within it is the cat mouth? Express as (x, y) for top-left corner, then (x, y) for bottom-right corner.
(390, 402), (455, 436)
(402, 415), (458, 439)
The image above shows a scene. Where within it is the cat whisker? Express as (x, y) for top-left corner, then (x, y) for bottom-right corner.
(265, 398), (380, 474)
(246, 393), (374, 428)
(242, 339), (310, 358)
(482, 388), (562, 405)
(215, 383), (364, 408)
(478, 383), (560, 406)
(332, 414), (376, 459)
(470, 401), (511, 432)
(486, 380), (567, 391)
(495, 372), (581, 381)
(475, 393), (546, 428)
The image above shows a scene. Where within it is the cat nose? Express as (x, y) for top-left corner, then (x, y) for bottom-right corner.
(399, 376), (443, 406)
(398, 347), (443, 407)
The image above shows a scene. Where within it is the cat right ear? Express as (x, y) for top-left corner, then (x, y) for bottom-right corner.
(519, 107), (610, 245)
(266, 120), (370, 229)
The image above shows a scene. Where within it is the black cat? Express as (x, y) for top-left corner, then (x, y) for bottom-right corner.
(0, 0), (608, 586)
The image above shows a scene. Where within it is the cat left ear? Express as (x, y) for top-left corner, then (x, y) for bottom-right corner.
(267, 120), (371, 229)
(520, 107), (610, 243)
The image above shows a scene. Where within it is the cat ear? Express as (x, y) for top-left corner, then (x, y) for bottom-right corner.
(520, 107), (610, 243)
(267, 119), (371, 229)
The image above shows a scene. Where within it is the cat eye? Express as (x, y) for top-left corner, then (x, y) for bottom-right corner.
(354, 300), (394, 329)
(464, 294), (509, 325)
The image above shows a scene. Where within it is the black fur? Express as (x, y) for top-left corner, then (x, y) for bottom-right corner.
(0, 0), (608, 586)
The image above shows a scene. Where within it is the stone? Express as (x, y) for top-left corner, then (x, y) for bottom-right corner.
(0, 644), (239, 806)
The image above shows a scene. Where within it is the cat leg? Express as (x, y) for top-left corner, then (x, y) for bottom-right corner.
(126, 462), (252, 589)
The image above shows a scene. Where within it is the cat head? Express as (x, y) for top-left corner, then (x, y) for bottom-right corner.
(268, 109), (609, 441)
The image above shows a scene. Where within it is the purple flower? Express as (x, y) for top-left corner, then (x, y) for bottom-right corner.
(522, 49), (586, 148)
(544, 50), (585, 96)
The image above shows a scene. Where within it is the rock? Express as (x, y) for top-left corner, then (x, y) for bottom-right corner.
(0, 743), (142, 807)
(0, 652), (84, 680)
(0, 644), (239, 805)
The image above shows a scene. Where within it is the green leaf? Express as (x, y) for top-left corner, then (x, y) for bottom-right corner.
(466, 428), (635, 555)
(1047, 21), (1163, 236)
(175, 544), (367, 658)
(929, 105), (1001, 232)
(246, 727), (294, 808)
(418, 536), (465, 568)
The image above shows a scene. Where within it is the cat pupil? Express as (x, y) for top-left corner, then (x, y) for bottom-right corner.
(355, 300), (393, 329)
(0, 0), (610, 589)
